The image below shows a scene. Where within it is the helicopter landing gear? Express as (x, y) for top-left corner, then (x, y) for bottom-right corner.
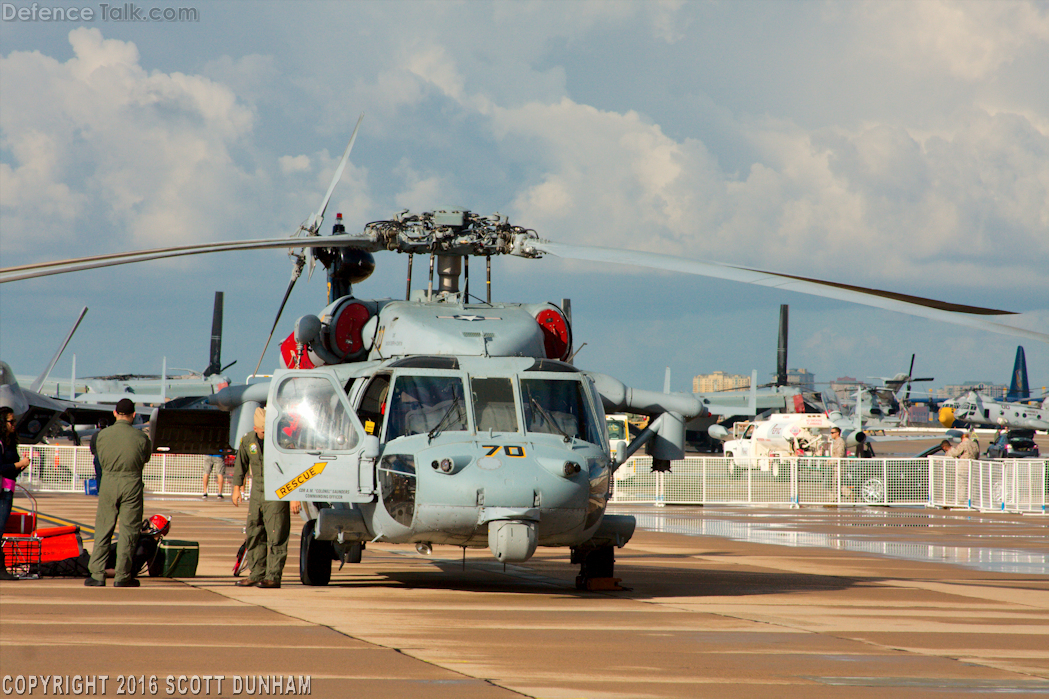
(572, 545), (623, 591)
(300, 519), (333, 586)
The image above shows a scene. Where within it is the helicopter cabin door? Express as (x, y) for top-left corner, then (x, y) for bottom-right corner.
(265, 369), (376, 504)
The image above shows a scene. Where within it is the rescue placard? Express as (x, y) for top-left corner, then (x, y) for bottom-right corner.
(276, 462), (327, 499)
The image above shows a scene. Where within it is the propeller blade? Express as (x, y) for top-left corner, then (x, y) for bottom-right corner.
(253, 258), (304, 376)
(904, 353), (916, 402)
(529, 241), (1049, 345)
(312, 113), (364, 233)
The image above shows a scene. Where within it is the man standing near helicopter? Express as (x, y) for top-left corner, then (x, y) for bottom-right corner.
(85, 398), (152, 588)
(231, 407), (296, 588)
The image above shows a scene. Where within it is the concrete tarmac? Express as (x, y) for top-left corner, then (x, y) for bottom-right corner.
(1, 493), (1047, 698)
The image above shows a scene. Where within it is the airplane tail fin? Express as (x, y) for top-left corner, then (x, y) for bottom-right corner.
(204, 292), (224, 377)
(1006, 346), (1029, 402)
(29, 307), (88, 393)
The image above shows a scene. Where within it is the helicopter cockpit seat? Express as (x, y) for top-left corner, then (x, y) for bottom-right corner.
(403, 400), (466, 435)
(477, 403), (517, 432)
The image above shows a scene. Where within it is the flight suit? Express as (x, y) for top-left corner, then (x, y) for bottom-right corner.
(232, 431), (290, 583)
(88, 421), (152, 583)
(946, 438), (979, 505)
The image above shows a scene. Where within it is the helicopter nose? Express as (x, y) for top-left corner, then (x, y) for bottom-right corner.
(938, 406), (955, 428)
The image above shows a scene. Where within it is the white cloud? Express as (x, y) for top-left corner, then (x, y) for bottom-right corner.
(857, 0), (1049, 81)
(1, 28), (259, 256)
(279, 155), (311, 174)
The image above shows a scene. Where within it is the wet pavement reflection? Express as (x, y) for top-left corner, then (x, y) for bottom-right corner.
(612, 505), (1049, 575)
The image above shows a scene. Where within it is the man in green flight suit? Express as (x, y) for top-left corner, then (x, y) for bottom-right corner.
(85, 398), (152, 587)
(232, 407), (295, 588)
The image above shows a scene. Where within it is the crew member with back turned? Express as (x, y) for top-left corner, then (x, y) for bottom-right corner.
(85, 398), (152, 587)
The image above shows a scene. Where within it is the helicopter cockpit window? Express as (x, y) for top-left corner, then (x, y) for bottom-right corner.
(273, 376), (358, 451)
(520, 378), (601, 444)
(606, 418), (627, 441)
(357, 375), (391, 437)
(472, 377), (519, 433)
(385, 375), (467, 441)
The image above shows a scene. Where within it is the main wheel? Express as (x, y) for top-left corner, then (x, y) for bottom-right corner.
(299, 519), (333, 586)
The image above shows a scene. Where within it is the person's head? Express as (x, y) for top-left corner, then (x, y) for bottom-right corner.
(960, 432), (970, 441)
(830, 427), (841, 438)
(1, 406), (18, 442)
(940, 439), (951, 451)
(114, 398), (136, 423)
(253, 407), (266, 439)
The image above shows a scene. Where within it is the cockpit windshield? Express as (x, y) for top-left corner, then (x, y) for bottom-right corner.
(520, 378), (601, 444)
(385, 374), (467, 441)
(273, 375), (358, 451)
(472, 377), (519, 433)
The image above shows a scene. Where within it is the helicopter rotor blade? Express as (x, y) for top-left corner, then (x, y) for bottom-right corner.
(904, 353), (916, 402)
(302, 113), (364, 282)
(529, 241), (1049, 345)
(0, 234), (376, 284)
(253, 256), (305, 377)
(314, 113), (364, 233)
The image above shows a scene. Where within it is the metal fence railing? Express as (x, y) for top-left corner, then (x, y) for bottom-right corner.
(15, 446), (1046, 513)
(16, 445), (230, 497)
(612, 455), (1046, 513)
(929, 457), (1047, 513)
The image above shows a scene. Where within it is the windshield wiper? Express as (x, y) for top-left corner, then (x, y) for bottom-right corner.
(428, 395), (463, 440)
(530, 397), (572, 443)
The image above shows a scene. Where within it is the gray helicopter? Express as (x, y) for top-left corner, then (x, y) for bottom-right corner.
(5, 124), (1048, 589)
(206, 207), (703, 589)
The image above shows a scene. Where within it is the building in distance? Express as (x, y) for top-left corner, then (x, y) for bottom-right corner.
(693, 371), (752, 393)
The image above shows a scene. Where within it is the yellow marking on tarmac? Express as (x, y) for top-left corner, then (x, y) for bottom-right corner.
(12, 506), (94, 536)
(274, 462), (327, 499)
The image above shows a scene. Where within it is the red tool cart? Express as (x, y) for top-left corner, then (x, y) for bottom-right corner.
(2, 486), (84, 579)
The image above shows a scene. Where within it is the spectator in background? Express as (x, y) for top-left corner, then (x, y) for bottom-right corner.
(1, 407), (32, 580)
(201, 453), (226, 500)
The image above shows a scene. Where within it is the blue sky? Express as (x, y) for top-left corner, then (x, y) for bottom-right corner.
(2, 1), (1047, 397)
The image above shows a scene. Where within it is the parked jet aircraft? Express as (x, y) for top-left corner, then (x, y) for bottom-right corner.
(0, 360), (114, 444)
(21, 292), (234, 405)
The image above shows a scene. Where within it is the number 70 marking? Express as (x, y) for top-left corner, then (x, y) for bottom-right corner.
(482, 445), (526, 457)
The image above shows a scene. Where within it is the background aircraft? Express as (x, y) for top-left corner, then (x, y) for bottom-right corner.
(939, 391), (1049, 432)
(0, 360), (113, 444)
(15, 292), (233, 407)
(937, 346), (1047, 432)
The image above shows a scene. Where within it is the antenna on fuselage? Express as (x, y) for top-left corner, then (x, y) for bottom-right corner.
(405, 254), (413, 300)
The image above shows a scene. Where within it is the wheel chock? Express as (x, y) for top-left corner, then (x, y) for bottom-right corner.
(584, 577), (624, 591)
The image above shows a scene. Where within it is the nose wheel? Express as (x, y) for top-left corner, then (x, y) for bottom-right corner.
(572, 545), (623, 591)
(300, 519), (333, 586)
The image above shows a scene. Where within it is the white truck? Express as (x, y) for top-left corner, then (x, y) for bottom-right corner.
(713, 413), (836, 479)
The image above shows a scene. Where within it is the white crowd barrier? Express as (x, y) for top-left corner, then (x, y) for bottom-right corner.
(16, 445), (231, 497)
(611, 455), (1046, 513)
(14, 446), (1046, 513)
